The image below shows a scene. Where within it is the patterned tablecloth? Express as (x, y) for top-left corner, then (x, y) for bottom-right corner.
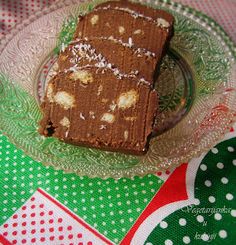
(0, 0), (236, 244)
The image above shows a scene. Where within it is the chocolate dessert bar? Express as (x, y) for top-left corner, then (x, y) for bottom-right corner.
(74, 0), (174, 55)
(39, 0), (174, 154)
(58, 38), (157, 85)
(39, 68), (158, 154)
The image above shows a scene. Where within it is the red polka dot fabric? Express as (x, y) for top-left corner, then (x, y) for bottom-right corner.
(0, 0), (55, 38)
(0, 189), (112, 245)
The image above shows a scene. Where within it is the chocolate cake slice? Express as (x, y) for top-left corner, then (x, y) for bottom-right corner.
(39, 68), (158, 154)
(95, 0), (174, 22)
(39, 0), (174, 155)
(58, 38), (157, 85)
(74, 0), (174, 56)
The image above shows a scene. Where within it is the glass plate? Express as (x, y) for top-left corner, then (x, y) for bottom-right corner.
(0, 0), (235, 179)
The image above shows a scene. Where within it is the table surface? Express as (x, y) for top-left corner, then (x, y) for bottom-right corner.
(0, 1), (236, 245)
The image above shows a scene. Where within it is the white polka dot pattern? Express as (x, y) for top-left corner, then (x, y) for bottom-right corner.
(183, 236), (190, 244)
(0, 133), (163, 243)
(219, 230), (227, 239)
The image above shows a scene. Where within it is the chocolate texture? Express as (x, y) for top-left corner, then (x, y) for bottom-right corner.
(39, 0), (174, 154)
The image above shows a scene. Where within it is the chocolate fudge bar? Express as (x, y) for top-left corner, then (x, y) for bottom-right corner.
(74, 0), (174, 56)
(39, 68), (158, 154)
(39, 0), (174, 154)
(58, 38), (157, 85)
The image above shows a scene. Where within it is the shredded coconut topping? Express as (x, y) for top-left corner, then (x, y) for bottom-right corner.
(100, 125), (107, 130)
(95, 6), (170, 28)
(79, 112), (86, 120)
(65, 39), (151, 86)
(73, 36), (156, 58)
(128, 37), (133, 47)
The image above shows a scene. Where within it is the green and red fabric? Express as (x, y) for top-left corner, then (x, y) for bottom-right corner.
(1, 0), (236, 244)
(0, 126), (236, 244)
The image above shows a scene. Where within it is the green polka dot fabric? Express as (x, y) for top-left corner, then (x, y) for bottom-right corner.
(1, 126), (236, 244)
(145, 137), (236, 245)
(0, 132), (164, 244)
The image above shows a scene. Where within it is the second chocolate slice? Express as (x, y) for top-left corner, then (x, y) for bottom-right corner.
(39, 67), (158, 154)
